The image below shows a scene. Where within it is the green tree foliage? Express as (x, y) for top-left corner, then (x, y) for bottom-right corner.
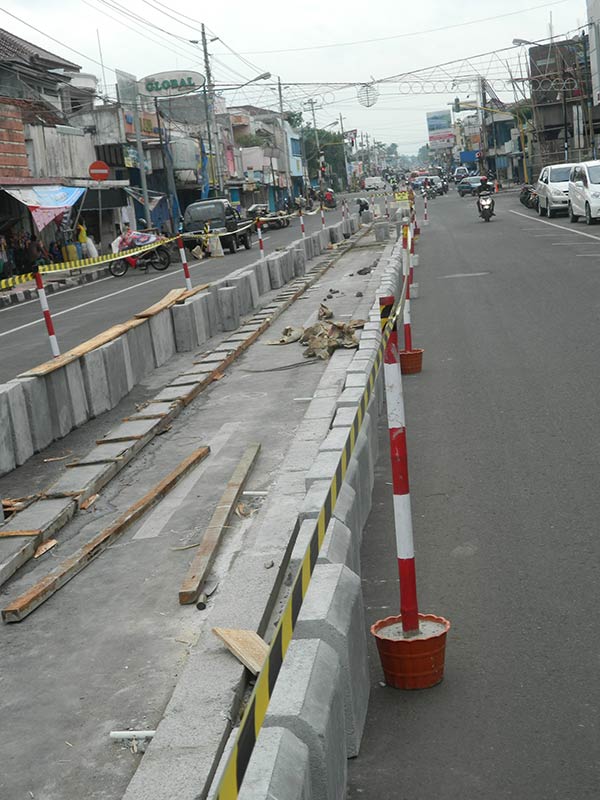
(302, 126), (346, 186)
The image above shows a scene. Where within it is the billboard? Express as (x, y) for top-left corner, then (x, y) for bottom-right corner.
(426, 110), (455, 150)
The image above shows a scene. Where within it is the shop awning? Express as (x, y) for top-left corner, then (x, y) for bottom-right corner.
(2, 184), (86, 232)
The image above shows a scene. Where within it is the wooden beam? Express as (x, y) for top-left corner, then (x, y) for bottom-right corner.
(212, 628), (268, 675)
(2, 446), (210, 623)
(0, 529), (42, 538)
(175, 283), (211, 303)
(178, 444), (261, 605)
(135, 289), (187, 318)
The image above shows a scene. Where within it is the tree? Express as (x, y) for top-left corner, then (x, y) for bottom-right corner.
(387, 143), (398, 157)
(285, 110), (303, 129)
(301, 126), (346, 188)
(417, 143), (431, 165)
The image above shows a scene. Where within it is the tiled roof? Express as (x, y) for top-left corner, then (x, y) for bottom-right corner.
(0, 97), (65, 126)
(0, 28), (80, 71)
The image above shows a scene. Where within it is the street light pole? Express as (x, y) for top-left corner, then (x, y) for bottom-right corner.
(278, 76), (292, 202)
(339, 113), (349, 190)
(201, 23), (224, 194)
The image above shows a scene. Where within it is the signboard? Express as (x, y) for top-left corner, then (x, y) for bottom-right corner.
(138, 70), (205, 97)
(426, 110), (455, 150)
(394, 191), (409, 202)
(88, 160), (110, 181)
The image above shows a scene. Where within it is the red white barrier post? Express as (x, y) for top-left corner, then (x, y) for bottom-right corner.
(385, 194), (389, 219)
(35, 270), (60, 357)
(379, 295), (419, 632)
(257, 218), (265, 260)
(320, 204), (325, 230)
(423, 194), (429, 226)
(300, 210), (306, 239)
(176, 236), (193, 291)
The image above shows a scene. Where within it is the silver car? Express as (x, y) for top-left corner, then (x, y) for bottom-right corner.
(536, 163), (576, 217)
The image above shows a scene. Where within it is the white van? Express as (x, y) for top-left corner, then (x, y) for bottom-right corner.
(364, 176), (385, 191)
(568, 161), (600, 224)
(536, 162), (576, 217)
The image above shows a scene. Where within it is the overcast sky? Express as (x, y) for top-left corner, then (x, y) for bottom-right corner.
(1, 0), (588, 153)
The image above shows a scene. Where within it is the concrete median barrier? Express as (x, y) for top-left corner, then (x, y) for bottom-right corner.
(125, 320), (156, 383)
(65, 361), (90, 429)
(293, 247), (307, 277)
(1, 380), (33, 467)
(217, 286), (241, 331)
(263, 639), (346, 800)
(237, 728), (313, 800)
(266, 254), (285, 289)
(294, 563), (369, 758)
(226, 273), (253, 315)
(81, 348), (111, 419)
(149, 308), (177, 366)
(100, 336), (133, 408)
(17, 375), (53, 453)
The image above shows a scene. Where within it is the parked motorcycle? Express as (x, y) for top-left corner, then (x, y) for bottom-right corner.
(478, 193), (495, 222)
(247, 204), (290, 230)
(519, 184), (539, 210)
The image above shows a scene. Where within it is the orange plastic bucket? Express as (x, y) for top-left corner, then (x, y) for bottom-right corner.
(399, 348), (424, 374)
(371, 613), (450, 690)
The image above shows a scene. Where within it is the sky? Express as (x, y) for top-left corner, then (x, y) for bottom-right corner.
(0, 0), (589, 154)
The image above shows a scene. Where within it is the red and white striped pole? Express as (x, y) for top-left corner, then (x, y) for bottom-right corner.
(385, 194), (389, 219)
(257, 218), (265, 260)
(423, 194), (429, 226)
(35, 270), (60, 358)
(379, 295), (419, 633)
(400, 225), (413, 352)
(320, 203), (325, 230)
(176, 236), (193, 291)
(300, 210), (306, 239)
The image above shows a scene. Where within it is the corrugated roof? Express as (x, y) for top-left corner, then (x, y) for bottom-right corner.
(0, 28), (80, 71)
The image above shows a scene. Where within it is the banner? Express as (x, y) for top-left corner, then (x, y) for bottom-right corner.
(4, 185), (86, 232)
(426, 110), (455, 150)
(124, 186), (164, 211)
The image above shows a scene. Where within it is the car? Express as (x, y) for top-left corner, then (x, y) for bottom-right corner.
(536, 163), (576, 217)
(183, 198), (252, 253)
(453, 166), (469, 183)
(364, 176), (386, 191)
(425, 176), (445, 195)
(457, 176), (485, 197)
(568, 161), (600, 225)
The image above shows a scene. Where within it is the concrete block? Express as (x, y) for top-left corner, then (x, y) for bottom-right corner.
(305, 450), (341, 490)
(310, 231), (322, 255)
(344, 372), (368, 389)
(217, 286), (241, 331)
(0, 388), (16, 475)
(337, 387), (366, 409)
(374, 221), (390, 242)
(264, 639), (346, 800)
(329, 224), (341, 244)
(101, 417), (161, 442)
(319, 229), (329, 250)
(149, 308), (177, 367)
(0, 536), (37, 587)
(290, 517), (359, 578)
(243, 270), (260, 310)
(331, 407), (357, 429)
(2, 380), (33, 466)
(18, 376), (53, 453)
(226, 273), (252, 315)
(319, 427), (351, 453)
(280, 250), (295, 283)
(45, 367), (74, 440)
(45, 461), (118, 501)
(197, 290), (219, 337)
(64, 360), (90, 428)
(100, 336), (132, 409)
(295, 564), (369, 757)
(81, 348), (111, 418)
(343, 457), (363, 537)
(75, 440), (139, 464)
(293, 247), (307, 277)
(172, 301), (199, 352)
(252, 259), (271, 295)
(299, 480), (331, 524)
(361, 210), (373, 223)
(238, 727), (313, 800)
(304, 395), (338, 423)
(349, 215), (359, 233)
(333, 482), (360, 542)
(126, 320), (155, 382)
(266, 254), (285, 289)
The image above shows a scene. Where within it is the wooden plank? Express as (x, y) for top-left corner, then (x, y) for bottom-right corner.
(135, 289), (186, 318)
(175, 283), (211, 303)
(178, 444), (261, 605)
(0, 529), (42, 538)
(2, 446), (210, 623)
(212, 628), (268, 675)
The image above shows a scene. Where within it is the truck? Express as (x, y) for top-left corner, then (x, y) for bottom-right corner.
(182, 199), (252, 254)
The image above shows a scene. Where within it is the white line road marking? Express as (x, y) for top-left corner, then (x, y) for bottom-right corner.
(511, 210), (600, 241)
(576, 254), (600, 257)
(551, 242), (597, 246)
(0, 260), (206, 339)
(438, 272), (490, 279)
(0, 275), (114, 313)
(132, 422), (239, 541)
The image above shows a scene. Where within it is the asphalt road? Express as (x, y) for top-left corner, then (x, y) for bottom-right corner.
(348, 190), (600, 798)
(0, 198), (364, 381)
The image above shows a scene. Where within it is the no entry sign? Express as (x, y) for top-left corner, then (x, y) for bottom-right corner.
(88, 160), (110, 181)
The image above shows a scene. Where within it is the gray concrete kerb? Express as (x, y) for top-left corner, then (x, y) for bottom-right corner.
(294, 563), (369, 758)
(236, 728), (313, 800)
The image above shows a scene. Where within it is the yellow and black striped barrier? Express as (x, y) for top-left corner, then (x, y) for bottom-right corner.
(215, 285), (405, 799)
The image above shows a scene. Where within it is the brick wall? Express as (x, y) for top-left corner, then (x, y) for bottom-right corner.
(0, 102), (30, 178)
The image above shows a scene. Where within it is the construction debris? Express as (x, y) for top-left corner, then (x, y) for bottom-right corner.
(33, 539), (57, 558)
(318, 303), (333, 320)
(267, 326), (304, 346)
(267, 305), (366, 361)
(212, 627), (269, 675)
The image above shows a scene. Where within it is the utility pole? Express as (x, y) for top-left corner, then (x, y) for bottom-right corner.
(278, 76), (292, 202)
(201, 23), (224, 194)
(154, 98), (176, 231)
(366, 133), (370, 172)
(339, 113), (349, 190)
(305, 98), (323, 191)
(132, 92), (151, 223)
(559, 47), (569, 162)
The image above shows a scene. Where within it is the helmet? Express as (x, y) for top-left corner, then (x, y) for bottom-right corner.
(480, 175), (488, 183)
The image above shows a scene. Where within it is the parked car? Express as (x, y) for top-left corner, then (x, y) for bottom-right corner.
(183, 199), (252, 253)
(568, 161), (600, 225)
(364, 176), (386, 191)
(457, 176), (485, 197)
(536, 163), (576, 217)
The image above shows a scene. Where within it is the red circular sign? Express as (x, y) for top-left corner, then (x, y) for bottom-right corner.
(88, 160), (110, 181)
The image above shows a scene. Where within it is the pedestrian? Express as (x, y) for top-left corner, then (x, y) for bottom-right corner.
(77, 219), (89, 256)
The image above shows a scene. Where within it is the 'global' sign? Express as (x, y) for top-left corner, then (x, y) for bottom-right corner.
(138, 70), (205, 97)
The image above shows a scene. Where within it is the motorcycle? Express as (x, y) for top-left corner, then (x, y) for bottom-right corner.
(247, 204), (290, 230)
(108, 229), (171, 277)
(478, 193), (495, 222)
(519, 184), (539, 210)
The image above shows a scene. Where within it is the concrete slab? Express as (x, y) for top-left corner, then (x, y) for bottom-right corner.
(3, 380), (33, 466)
(100, 336), (133, 409)
(319, 427), (351, 453)
(218, 286), (241, 331)
(0, 388), (16, 475)
(17, 376), (53, 453)
(100, 418), (161, 442)
(65, 360), (90, 428)
(305, 450), (341, 490)
(294, 564), (369, 757)
(264, 639), (346, 800)
(267, 254), (285, 290)
(0, 536), (38, 588)
(44, 462), (118, 501)
(45, 366), (74, 439)
(74, 440), (140, 464)
(337, 387), (366, 409)
(0, 496), (76, 540)
(152, 385), (198, 403)
(171, 302), (199, 352)
(126, 320), (156, 382)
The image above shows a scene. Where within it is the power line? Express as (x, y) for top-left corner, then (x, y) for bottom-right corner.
(213, 0), (571, 55)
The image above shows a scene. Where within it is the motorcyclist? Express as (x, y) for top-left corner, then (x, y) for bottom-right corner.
(476, 175), (495, 216)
